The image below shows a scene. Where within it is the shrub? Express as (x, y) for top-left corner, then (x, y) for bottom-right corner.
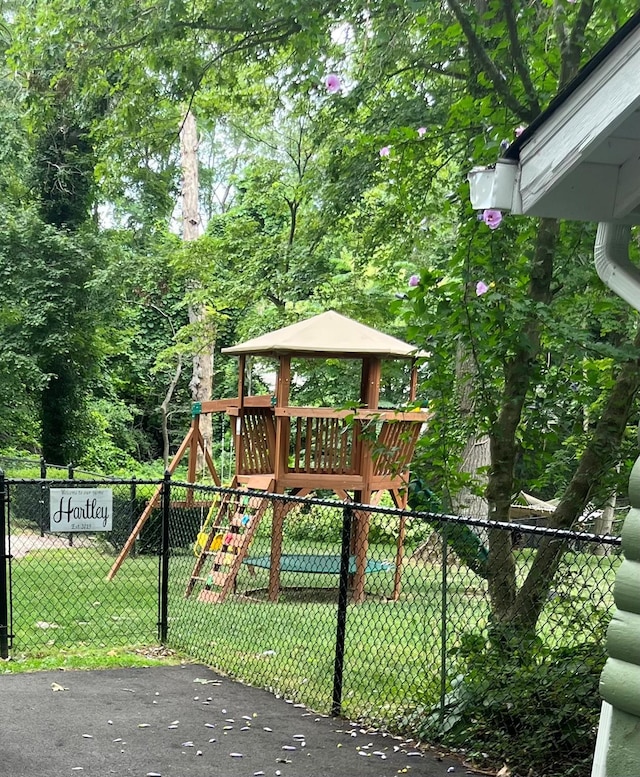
(418, 629), (607, 777)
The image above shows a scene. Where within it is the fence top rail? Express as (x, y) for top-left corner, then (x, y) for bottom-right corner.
(167, 479), (623, 546)
(0, 472), (622, 546)
(2, 475), (164, 488)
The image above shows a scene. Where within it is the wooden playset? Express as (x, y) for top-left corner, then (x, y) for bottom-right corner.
(108, 311), (429, 603)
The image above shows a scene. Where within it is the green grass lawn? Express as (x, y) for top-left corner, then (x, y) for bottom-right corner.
(4, 547), (173, 673)
(4, 537), (620, 728)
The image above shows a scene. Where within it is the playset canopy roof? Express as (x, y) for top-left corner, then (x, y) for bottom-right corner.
(222, 310), (425, 360)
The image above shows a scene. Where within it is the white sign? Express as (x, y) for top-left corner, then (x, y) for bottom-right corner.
(50, 488), (113, 532)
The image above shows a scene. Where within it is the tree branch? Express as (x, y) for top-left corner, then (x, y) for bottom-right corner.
(559, 0), (595, 88)
(502, 0), (541, 116)
(510, 321), (640, 633)
(446, 0), (535, 121)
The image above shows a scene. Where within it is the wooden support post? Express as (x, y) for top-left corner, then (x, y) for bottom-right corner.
(360, 357), (381, 409)
(409, 359), (418, 402)
(186, 413), (200, 506)
(268, 499), (284, 602)
(108, 423), (195, 580)
(392, 514), (407, 601)
(273, 355), (291, 484)
(352, 501), (371, 604)
(234, 355), (246, 477)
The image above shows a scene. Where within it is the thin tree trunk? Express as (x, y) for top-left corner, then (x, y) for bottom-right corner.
(160, 356), (183, 469)
(506, 327), (640, 635)
(486, 217), (558, 622)
(593, 492), (616, 557)
(450, 341), (490, 520)
(181, 110), (213, 474)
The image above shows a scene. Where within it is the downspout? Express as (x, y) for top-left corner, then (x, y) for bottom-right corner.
(591, 222), (640, 777)
(594, 223), (640, 311)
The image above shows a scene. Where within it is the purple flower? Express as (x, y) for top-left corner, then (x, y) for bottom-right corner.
(417, 127), (427, 137)
(476, 281), (489, 296)
(515, 125), (526, 137)
(482, 209), (503, 229)
(408, 274), (420, 287)
(379, 146), (391, 157)
(324, 74), (341, 93)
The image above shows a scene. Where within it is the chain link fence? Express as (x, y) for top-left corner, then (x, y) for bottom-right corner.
(0, 475), (622, 776)
(1, 475), (165, 657)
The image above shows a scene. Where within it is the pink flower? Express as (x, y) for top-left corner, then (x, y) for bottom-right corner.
(379, 146), (391, 158)
(324, 74), (341, 93)
(417, 127), (427, 137)
(515, 125), (526, 137)
(408, 274), (420, 287)
(476, 281), (489, 296)
(482, 209), (503, 229)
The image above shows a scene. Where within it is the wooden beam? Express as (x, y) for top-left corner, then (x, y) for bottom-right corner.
(232, 355), (246, 480)
(199, 395), (272, 414)
(186, 414), (200, 506)
(107, 424), (195, 580)
(274, 355), (291, 485)
(268, 499), (284, 602)
(360, 357), (381, 409)
(197, 427), (221, 486)
(392, 514), (407, 601)
(278, 473), (364, 489)
(351, 502), (371, 604)
(409, 361), (418, 402)
(273, 407), (431, 422)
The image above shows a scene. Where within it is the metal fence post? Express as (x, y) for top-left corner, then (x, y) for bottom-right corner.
(39, 459), (47, 537)
(67, 463), (74, 547)
(0, 471), (10, 659)
(439, 522), (448, 727)
(130, 477), (137, 558)
(158, 470), (171, 643)
(332, 503), (353, 717)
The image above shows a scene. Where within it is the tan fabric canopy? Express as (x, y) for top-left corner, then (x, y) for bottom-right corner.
(222, 310), (425, 359)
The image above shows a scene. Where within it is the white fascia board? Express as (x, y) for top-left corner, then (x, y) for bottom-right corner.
(614, 153), (640, 219)
(518, 25), (640, 217)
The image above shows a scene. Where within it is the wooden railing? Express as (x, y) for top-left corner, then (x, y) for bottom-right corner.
(275, 407), (429, 477)
(213, 399), (429, 480)
(288, 414), (356, 474)
(239, 408), (276, 474)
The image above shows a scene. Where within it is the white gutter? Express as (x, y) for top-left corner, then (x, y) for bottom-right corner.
(468, 159), (521, 213)
(594, 223), (640, 312)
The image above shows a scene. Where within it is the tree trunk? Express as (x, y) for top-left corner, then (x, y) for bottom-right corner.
(450, 340), (491, 520)
(181, 110), (213, 474)
(503, 327), (640, 635)
(485, 217), (558, 623)
(593, 491), (616, 557)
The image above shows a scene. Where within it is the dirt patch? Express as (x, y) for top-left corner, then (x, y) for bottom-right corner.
(5, 532), (89, 559)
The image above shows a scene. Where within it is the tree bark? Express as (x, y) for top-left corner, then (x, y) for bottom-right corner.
(451, 337), (491, 520)
(485, 217), (558, 622)
(181, 110), (214, 474)
(504, 326), (640, 634)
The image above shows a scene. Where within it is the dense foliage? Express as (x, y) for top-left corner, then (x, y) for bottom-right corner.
(0, 2), (638, 772)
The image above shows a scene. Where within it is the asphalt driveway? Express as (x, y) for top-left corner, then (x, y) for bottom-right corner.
(0, 664), (481, 777)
